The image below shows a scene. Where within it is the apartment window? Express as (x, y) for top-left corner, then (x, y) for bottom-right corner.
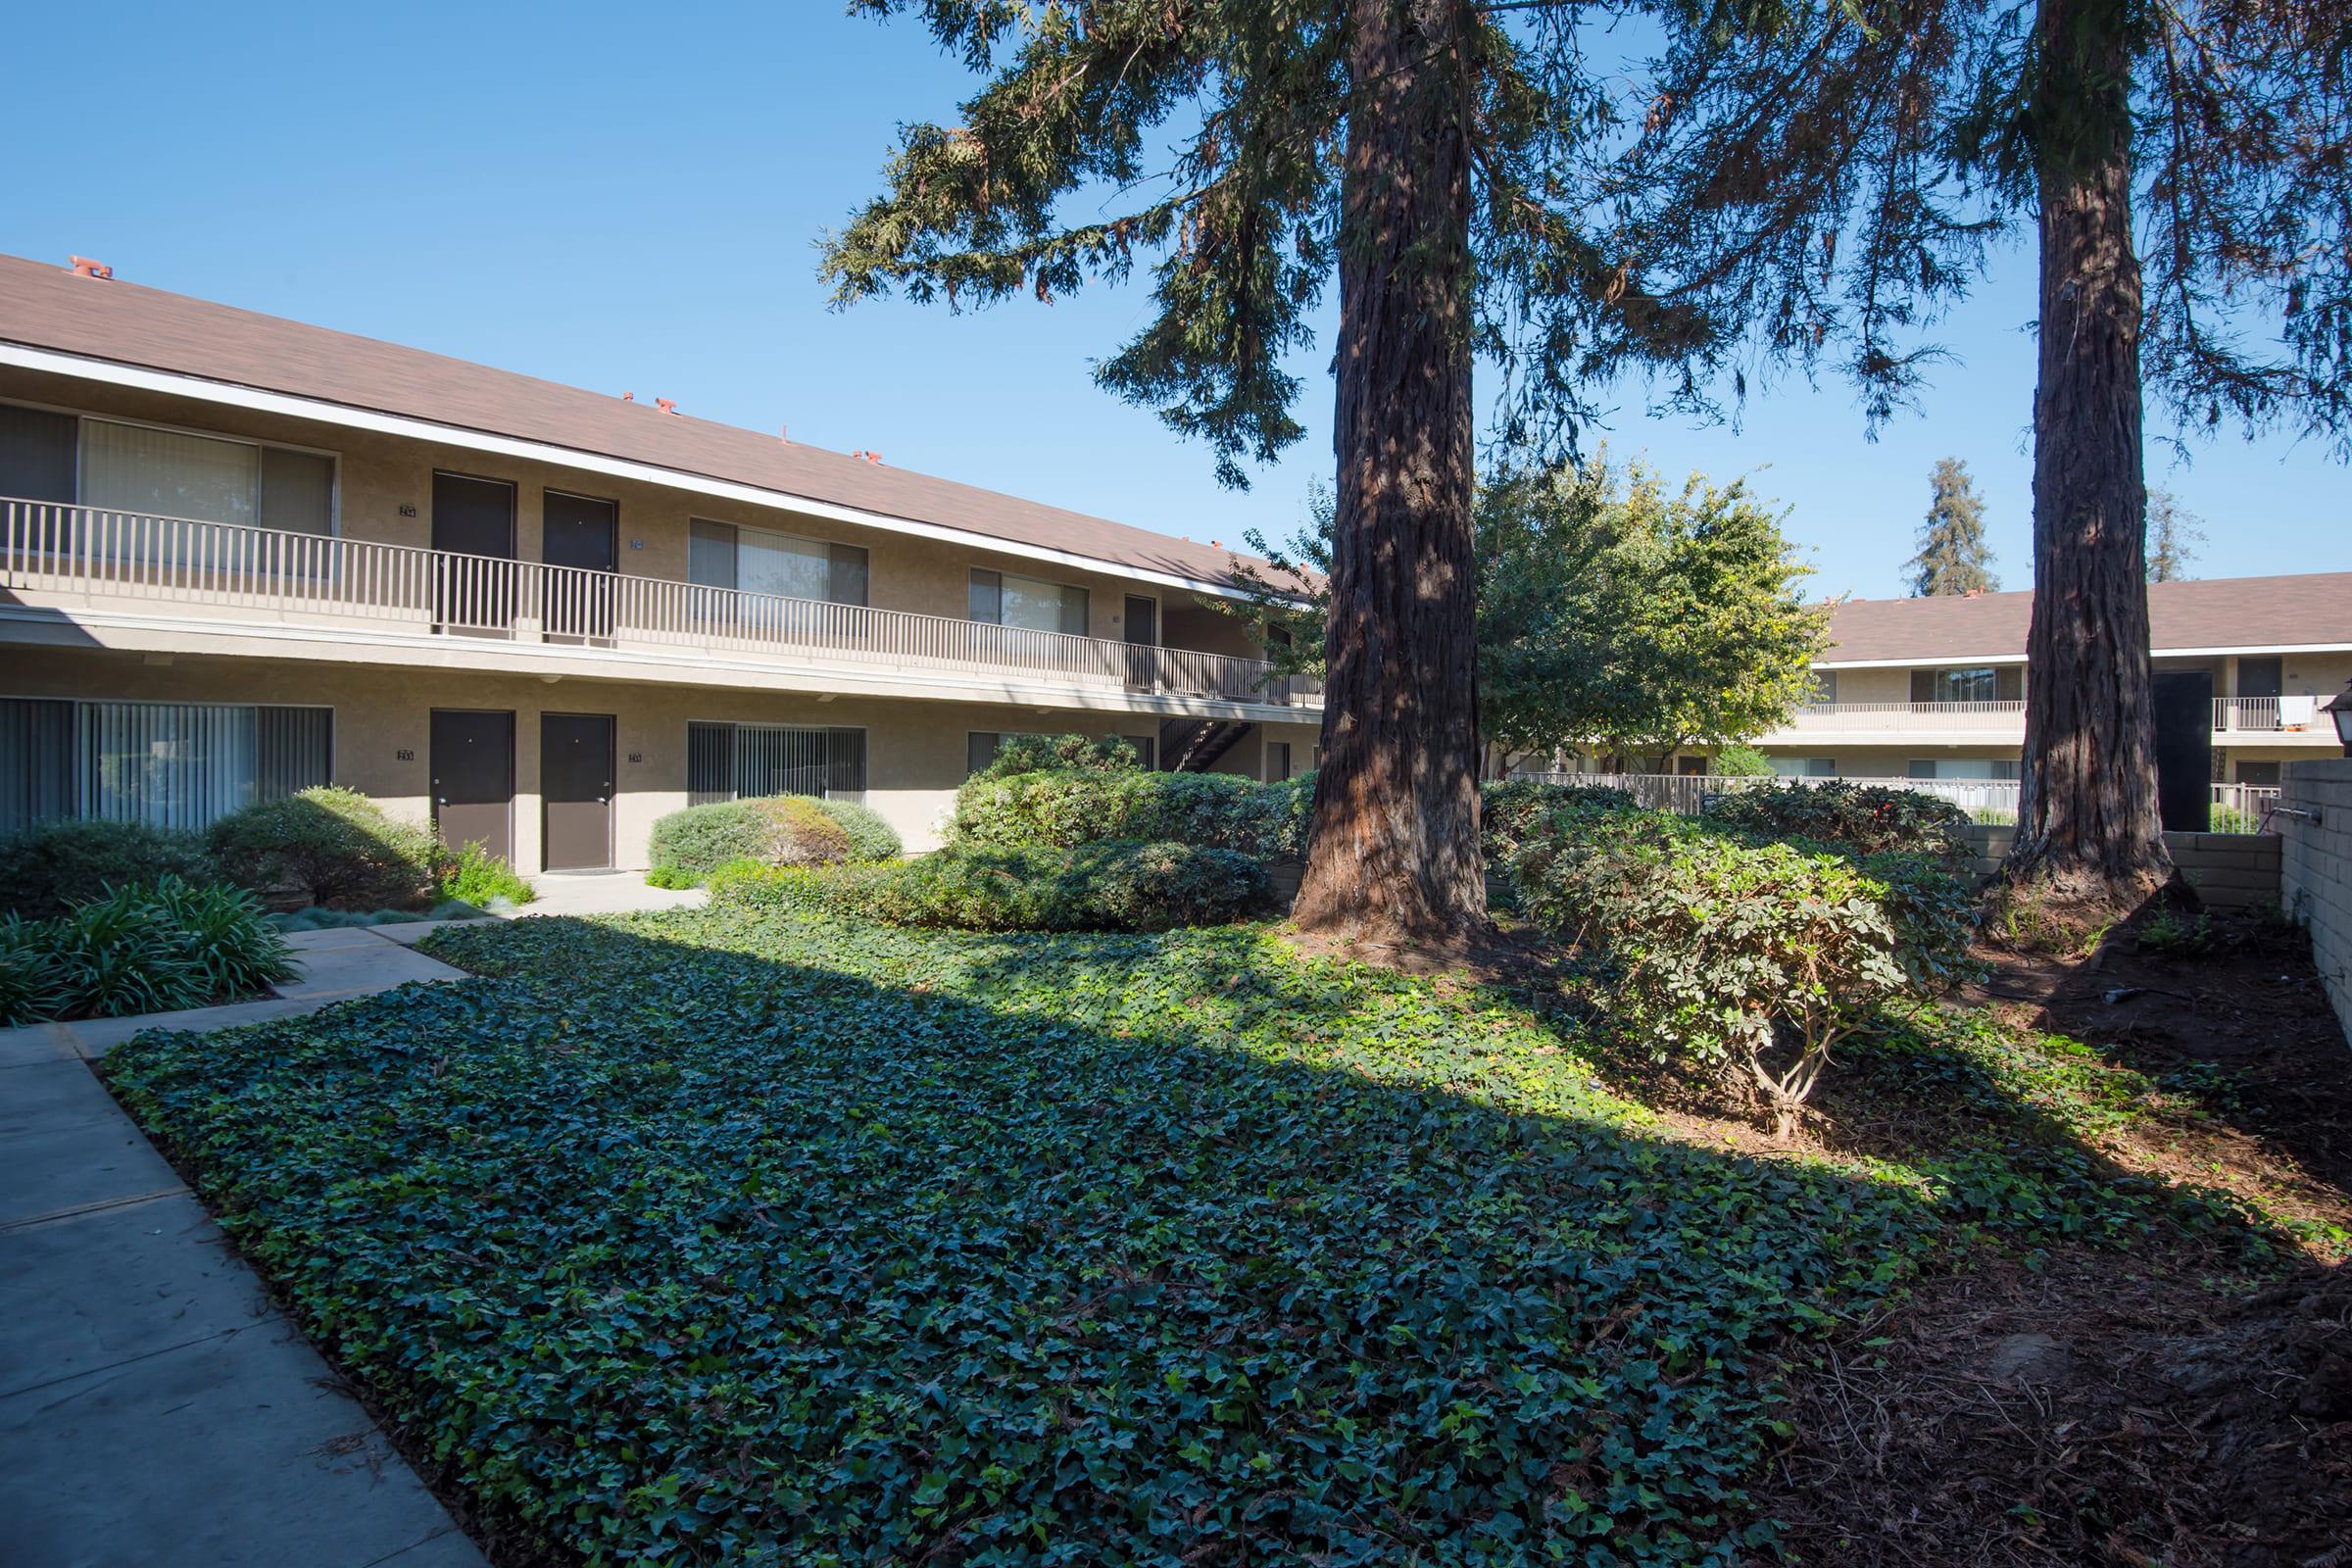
(0, 403), (334, 543)
(686, 721), (866, 803)
(0, 697), (331, 835)
(1907, 758), (2021, 782)
(688, 519), (868, 606)
(969, 568), (1089, 636)
(2237, 760), (2281, 788)
(1773, 758), (1837, 778)
(1127, 734), (1158, 771)
(1811, 670), (1838, 705)
(1911, 665), (2023, 704)
(1267, 742), (1293, 782)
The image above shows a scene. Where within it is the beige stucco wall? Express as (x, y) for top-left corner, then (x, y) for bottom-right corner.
(0, 367), (1270, 660)
(7, 647), (1325, 868)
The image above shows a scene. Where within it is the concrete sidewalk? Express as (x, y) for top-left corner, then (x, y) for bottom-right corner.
(0, 929), (487, 1567)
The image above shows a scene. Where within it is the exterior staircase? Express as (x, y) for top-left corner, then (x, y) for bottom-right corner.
(1159, 717), (1254, 773)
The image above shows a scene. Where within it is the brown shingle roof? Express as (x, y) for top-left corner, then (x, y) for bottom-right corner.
(1822, 573), (2352, 662)
(0, 252), (1261, 588)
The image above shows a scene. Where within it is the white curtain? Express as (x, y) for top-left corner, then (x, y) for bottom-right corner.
(80, 702), (259, 831)
(738, 527), (832, 602)
(1000, 571), (1089, 635)
(81, 420), (260, 527)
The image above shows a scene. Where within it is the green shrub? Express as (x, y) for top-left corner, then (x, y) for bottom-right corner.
(1708, 744), (1780, 777)
(809, 797), (901, 861)
(1701, 779), (1974, 863)
(0, 817), (216, 918)
(644, 864), (699, 890)
(0, 914), (69, 1026)
(1511, 810), (1969, 1135)
(2208, 804), (2261, 835)
(951, 768), (1307, 858)
(1479, 777), (1639, 866)
(972, 732), (1142, 781)
(13, 876), (296, 1022)
(647, 796), (858, 881)
(208, 787), (441, 907)
(432, 841), (534, 907)
(712, 840), (1278, 932)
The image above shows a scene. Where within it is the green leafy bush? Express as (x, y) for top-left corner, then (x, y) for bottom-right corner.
(2208, 804), (2261, 835)
(1479, 777), (1639, 865)
(810, 797), (902, 861)
(8, 877), (296, 1023)
(432, 841), (534, 907)
(951, 768), (1308, 858)
(208, 787), (441, 908)
(1701, 779), (1974, 863)
(1709, 744), (1780, 777)
(712, 840), (1277, 932)
(971, 731), (1142, 780)
(0, 817), (216, 918)
(643, 864), (699, 890)
(1512, 810), (1968, 1135)
(647, 796), (857, 882)
(0, 914), (69, 1026)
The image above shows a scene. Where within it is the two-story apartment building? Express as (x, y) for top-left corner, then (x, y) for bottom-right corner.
(0, 253), (1322, 870)
(1749, 578), (2352, 790)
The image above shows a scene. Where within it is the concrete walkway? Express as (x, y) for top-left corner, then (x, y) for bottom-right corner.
(0, 929), (487, 1567)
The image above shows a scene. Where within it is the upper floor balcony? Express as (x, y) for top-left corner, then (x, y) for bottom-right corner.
(1760, 696), (2341, 746)
(0, 500), (1319, 717)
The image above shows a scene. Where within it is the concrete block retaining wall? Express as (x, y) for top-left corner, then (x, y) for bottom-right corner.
(2280, 759), (2352, 1043)
(1962, 825), (2280, 909)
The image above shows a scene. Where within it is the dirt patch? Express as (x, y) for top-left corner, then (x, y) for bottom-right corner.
(1768, 905), (2352, 1565)
(1768, 1247), (2352, 1567)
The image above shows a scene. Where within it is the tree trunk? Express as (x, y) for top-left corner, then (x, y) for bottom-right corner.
(1294, 0), (1486, 947)
(2002, 0), (2172, 906)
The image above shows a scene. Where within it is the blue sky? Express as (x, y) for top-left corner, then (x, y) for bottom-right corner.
(9, 1), (2344, 601)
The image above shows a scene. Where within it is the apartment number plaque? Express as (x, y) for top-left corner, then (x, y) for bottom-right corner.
(396, 749), (416, 761)
(398, 504), (417, 517)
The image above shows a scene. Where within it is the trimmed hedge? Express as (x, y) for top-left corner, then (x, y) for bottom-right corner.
(209, 787), (443, 908)
(0, 817), (216, 918)
(647, 795), (865, 882)
(811, 797), (902, 861)
(972, 732), (1143, 781)
(710, 839), (1278, 932)
(1702, 779), (1974, 864)
(1478, 777), (1639, 864)
(1, 876), (295, 1026)
(950, 768), (1313, 859)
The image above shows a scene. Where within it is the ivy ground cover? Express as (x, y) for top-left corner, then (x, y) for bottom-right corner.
(100, 907), (2264, 1565)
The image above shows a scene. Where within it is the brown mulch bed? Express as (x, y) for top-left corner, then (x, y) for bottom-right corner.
(1766, 906), (2352, 1566)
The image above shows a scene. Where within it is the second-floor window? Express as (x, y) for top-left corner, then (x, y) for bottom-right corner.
(1911, 665), (2022, 704)
(689, 518), (868, 606)
(1, 403), (334, 538)
(969, 567), (1089, 636)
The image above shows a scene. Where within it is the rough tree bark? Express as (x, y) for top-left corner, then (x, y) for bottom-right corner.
(2002, 0), (2173, 906)
(1293, 0), (1487, 947)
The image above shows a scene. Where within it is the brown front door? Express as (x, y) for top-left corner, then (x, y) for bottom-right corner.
(541, 713), (614, 871)
(542, 490), (617, 643)
(1121, 593), (1157, 690)
(430, 710), (514, 864)
(431, 472), (517, 633)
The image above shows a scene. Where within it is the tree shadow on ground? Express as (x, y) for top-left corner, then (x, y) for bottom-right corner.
(100, 906), (2309, 1567)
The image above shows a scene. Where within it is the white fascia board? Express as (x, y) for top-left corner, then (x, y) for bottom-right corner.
(0, 341), (1261, 604)
(1817, 641), (2352, 670)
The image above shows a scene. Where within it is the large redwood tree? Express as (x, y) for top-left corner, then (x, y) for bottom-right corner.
(821, 0), (1708, 946)
(1615, 0), (2351, 906)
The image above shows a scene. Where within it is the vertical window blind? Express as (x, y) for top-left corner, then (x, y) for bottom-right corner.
(686, 722), (867, 803)
(0, 697), (332, 835)
(968, 569), (1089, 635)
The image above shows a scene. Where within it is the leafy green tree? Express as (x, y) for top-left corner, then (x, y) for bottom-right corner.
(1614, 0), (2350, 906)
(1905, 458), (1997, 596)
(1214, 457), (1827, 768)
(2145, 490), (2203, 583)
(819, 3), (1712, 947)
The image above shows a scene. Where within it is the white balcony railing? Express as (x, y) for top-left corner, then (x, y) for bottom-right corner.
(2212, 695), (2333, 733)
(1774, 701), (2027, 735)
(0, 500), (1319, 711)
